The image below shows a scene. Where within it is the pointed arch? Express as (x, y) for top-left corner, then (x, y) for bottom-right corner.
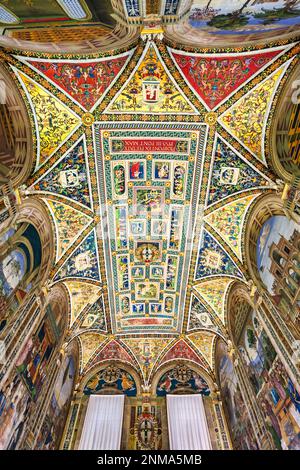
(268, 59), (300, 182)
(0, 64), (33, 188)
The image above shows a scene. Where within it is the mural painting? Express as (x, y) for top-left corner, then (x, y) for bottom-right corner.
(207, 137), (269, 206)
(27, 53), (131, 112)
(33, 139), (91, 209)
(195, 228), (243, 279)
(35, 354), (76, 450)
(0, 250), (26, 298)
(0, 370), (32, 450)
(188, 1), (300, 38)
(44, 199), (92, 261)
(171, 47), (283, 110)
(106, 42), (196, 114)
(219, 66), (286, 163)
(15, 323), (53, 400)
(83, 366), (137, 397)
(81, 296), (107, 331)
(188, 295), (222, 334)
(14, 71), (80, 168)
(54, 229), (101, 282)
(1, 24), (299, 452)
(156, 365), (210, 396)
(216, 340), (259, 450)
(238, 309), (300, 449)
(14, 302), (64, 401)
(0, 224), (42, 331)
(257, 215), (300, 335)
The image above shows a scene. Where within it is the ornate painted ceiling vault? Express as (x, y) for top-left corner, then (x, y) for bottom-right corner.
(1, 0), (300, 54)
(3, 34), (299, 386)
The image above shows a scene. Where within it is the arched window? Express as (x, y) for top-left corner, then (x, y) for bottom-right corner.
(247, 206), (300, 334)
(0, 223), (42, 331)
(0, 65), (33, 188)
(268, 61), (300, 181)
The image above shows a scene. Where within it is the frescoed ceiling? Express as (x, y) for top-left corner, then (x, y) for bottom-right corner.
(0, 0), (122, 53)
(3, 34), (299, 385)
(0, 0), (115, 25)
(165, 0), (300, 46)
(1, 1), (300, 52)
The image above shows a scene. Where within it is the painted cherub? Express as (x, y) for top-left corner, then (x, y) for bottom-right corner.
(121, 373), (134, 391)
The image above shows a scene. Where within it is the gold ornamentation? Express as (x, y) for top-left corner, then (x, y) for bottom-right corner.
(82, 112), (95, 126)
(205, 112), (218, 126)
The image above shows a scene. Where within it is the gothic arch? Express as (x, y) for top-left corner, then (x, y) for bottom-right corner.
(63, 359), (141, 450)
(0, 64), (33, 188)
(268, 60), (300, 184)
(244, 192), (289, 291)
(150, 359), (230, 450)
(245, 192), (300, 338)
(10, 198), (55, 286)
(226, 283), (253, 346)
(45, 283), (71, 340)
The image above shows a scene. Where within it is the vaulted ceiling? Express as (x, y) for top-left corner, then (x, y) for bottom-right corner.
(1, 1), (300, 51)
(2, 27), (299, 384)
